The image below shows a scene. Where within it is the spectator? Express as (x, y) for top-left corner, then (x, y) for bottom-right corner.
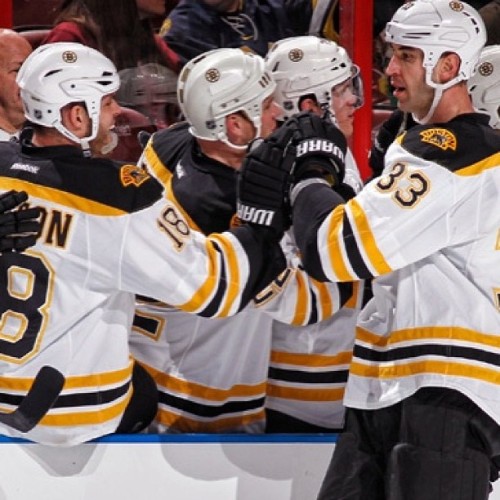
(469, 44), (500, 129)
(0, 29), (32, 141)
(479, 0), (500, 45)
(42, 0), (180, 73)
(159, 0), (299, 67)
(264, 35), (364, 432)
(0, 42), (286, 446)
(42, 0), (181, 127)
(239, 0), (500, 497)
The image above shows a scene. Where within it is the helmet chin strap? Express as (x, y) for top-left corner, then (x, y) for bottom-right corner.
(412, 86), (442, 125)
(412, 69), (463, 125)
(219, 118), (262, 151)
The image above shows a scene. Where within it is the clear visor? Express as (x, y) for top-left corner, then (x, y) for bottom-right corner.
(330, 65), (364, 109)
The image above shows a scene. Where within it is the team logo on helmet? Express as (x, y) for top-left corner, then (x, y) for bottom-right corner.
(401, 2), (415, 10)
(420, 128), (457, 151)
(449, 1), (464, 12)
(205, 68), (220, 83)
(288, 48), (304, 63)
(62, 50), (78, 63)
(120, 164), (150, 187)
(478, 61), (494, 77)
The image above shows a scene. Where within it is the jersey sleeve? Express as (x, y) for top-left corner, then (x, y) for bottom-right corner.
(293, 133), (500, 282)
(251, 232), (357, 326)
(112, 194), (284, 318)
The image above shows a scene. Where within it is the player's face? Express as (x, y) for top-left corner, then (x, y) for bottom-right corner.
(330, 77), (358, 138)
(259, 95), (280, 139)
(90, 94), (121, 156)
(386, 44), (434, 120)
(0, 38), (32, 131)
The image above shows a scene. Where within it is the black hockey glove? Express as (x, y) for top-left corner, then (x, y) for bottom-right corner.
(0, 190), (41, 253)
(368, 109), (416, 179)
(291, 112), (347, 188)
(237, 120), (298, 238)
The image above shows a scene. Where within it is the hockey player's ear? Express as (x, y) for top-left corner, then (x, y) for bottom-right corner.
(226, 112), (252, 146)
(434, 53), (461, 84)
(62, 102), (89, 136)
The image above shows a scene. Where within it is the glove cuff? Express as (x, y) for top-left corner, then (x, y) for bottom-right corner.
(290, 178), (331, 207)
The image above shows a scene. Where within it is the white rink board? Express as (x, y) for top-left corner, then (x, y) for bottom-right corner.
(0, 435), (335, 500)
(0, 434), (499, 500)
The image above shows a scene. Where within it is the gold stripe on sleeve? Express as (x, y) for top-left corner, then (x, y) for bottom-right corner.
(349, 198), (392, 275)
(327, 204), (356, 281)
(209, 234), (241, 318)
(291, 271), (308, 326)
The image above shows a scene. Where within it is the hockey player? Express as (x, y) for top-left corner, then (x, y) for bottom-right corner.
(469, 44), (500, 130)
(263, 35), (365, 432)
(238, 0), (500, 497)
(0, 42), (289, 446)
(129, 47), (355, 433)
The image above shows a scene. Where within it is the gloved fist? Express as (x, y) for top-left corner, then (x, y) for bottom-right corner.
(291, 112), (347, 188)
(368, 109), (416, 179)
(237, 120), (298, 238)
(0, 190), (41, 253)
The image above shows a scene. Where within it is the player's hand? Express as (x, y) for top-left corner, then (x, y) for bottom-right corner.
(0, 190), (41, 253)
(237, 120), (298, 238)
(291, 112), (347, 188)
(368, 109), (416, 179)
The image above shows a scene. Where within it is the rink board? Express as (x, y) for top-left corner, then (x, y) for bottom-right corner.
(0, 434), (499, 500)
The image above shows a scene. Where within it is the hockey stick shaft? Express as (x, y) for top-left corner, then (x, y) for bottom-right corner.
(0, 366), (65, 433)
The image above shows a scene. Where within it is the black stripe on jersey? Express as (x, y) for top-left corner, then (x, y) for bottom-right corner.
(159, 392), (266, 418)
(342, 214), (373, 279)
(308, 287), (318, 325)
(354, 343), (500, 366)
(268, 367), (349, 384)
(0, 380), (130, 409)
(197, 240), (228, 318)
(339, 282), (354, 308)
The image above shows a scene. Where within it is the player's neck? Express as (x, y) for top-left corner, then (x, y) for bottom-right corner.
(430, 86), (475, 124)
(198, 139), (245, 170)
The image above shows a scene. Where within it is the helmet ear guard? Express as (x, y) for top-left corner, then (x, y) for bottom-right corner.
(468, 45), (500, 130)
(17, 42), (120, 153)
(264, 35), (363, 121)
(177, 48), (276, 146)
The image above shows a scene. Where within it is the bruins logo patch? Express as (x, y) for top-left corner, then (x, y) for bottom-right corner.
(62, 50), (77, 63)
(288, 48), (304, 62)
(120, 164), (150, 187)
(449, 1), (464, 12)
(420, 128), (457, 151)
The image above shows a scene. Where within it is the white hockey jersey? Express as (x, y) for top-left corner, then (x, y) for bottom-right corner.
(131, 123), (358, 432)
(0, 139), (279, 445)
(293, 113), (500, 423)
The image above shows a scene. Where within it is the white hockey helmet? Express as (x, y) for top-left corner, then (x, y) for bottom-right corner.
(177, 48), (276, 143)
(17, 42), (120, 150)
(468, 45), (500, 129)
(385, 0), (486, 86)
(265, 35), (363, 120)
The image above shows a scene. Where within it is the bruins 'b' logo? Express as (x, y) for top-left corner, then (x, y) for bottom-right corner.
(120, 165), (150, 187)
(420, 128), (457, 151)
